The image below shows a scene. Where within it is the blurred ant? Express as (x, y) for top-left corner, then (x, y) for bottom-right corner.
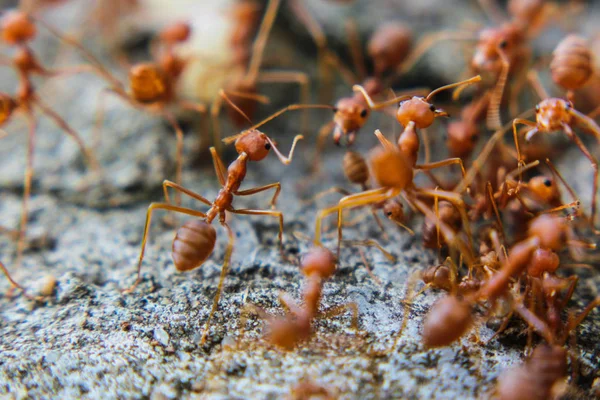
(245, 246), (357, 350)
(513, 71), (600, 231)
(420, 213), (589, 348)
(123, 98), (329, 345)
(494, 293), (600, 400)
(289, 377), (338, 400)
(91, 20), (206, 207)
(0, 10), (103, 261)
(211, 0), (312, 154)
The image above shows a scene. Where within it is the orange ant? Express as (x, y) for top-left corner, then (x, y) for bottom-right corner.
(494, 294), (600, 400)
(314, 128), (476, 264)
(512, 71), (600, 231)
(88, 20), (207, 207)
(0, 10), (103, 261)
(247, 246), (357, 350)
(420, 213), (586, 348)
(211, 0), (312, 153)
(123, 99), (329, 345)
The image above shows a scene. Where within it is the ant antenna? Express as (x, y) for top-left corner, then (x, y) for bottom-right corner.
(425, 75), (482, 101)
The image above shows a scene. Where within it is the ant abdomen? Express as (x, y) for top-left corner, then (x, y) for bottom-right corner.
(422, 265), (452, 291)
(172, 219), (217, 271)
(550, 35), (593, 91)
(342, 151), (369, 185)
(129, 63), (168, 103)
(527, 248), (559, 278)
(422, 295), (473, 348)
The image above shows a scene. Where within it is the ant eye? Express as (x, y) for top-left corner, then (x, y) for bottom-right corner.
(499, 40), (507, 49)
(264, 143), (271, 150)
(429, 104), (436, 112)
(332, 107), (338, 113)
(360, 109), (368, 118)
(543, 179), (552, 187)
(387, 212), (393, 216)
(471, 134), (478, 142)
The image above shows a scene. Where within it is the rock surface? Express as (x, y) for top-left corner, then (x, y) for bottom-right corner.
(0, 1), (599, 399)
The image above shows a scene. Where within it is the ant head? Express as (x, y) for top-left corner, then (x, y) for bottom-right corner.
(301, 247), (337, 280)
(528, 214), (568, 250)
(473, 24), (521, 73)
(342, 151), (369, 184)
(369, 146), (412, 190)
(396, 97), (446, 129)
(446, 121), (479, 158)
(234, 129), (272, 161)
(527, 175), (560, 204)
(527, 248), (559, 278)
(383, 199), (405, 223)
(534, 98), (572, 132)
(1, 11), (36, 45)
(0, 92), (17, 125)
(159, 21), (192, 45)
(129, 63), (167, 103)
(422, 295), (473, 348)
(332, 97), (370, 137)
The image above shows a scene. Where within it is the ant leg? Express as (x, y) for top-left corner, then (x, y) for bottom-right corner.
(235, 183), (281, 209)
(512, 118), (537, 177)
(415, 158), (467, 184)
(301, 186), (351, 206)
(314, 187), (395, 248)
(342, 239), (395, 262)
(200, 221), (235, 345)
(345, 19), (367, 81)
(16, 113), (36, 266)
(565, 296), (600, 335)
(162, 180), (212, 207)
(33, 96), (99, 172)
(486, 181), (506, 242)
(210, 93), (224, 155)
(0, 260), (42, 301)
(513, 301), (555, 344)
(357, 248), (381, 284)
(162, 110), (185, 207)
(485, 311), (514, 344)
(310, 120), (335, 175)
(246, 104), (334, 132)
(563, 123), (599, 231)
(177, 99), (209, 149)
(229, 208), (284, 250)
(416, 188), (474, 252)
(411, 197), (476, 267)
(257, 71), (310, 135)
(122, 203), (207, 294)
(244, 0), (281, 84)
(209, 147), (227, 186)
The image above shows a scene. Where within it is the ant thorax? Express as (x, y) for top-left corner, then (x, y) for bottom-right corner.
(535, 98), (572, 132)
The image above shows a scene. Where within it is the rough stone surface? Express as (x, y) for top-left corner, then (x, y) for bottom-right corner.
(1, 1), (599, 399)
